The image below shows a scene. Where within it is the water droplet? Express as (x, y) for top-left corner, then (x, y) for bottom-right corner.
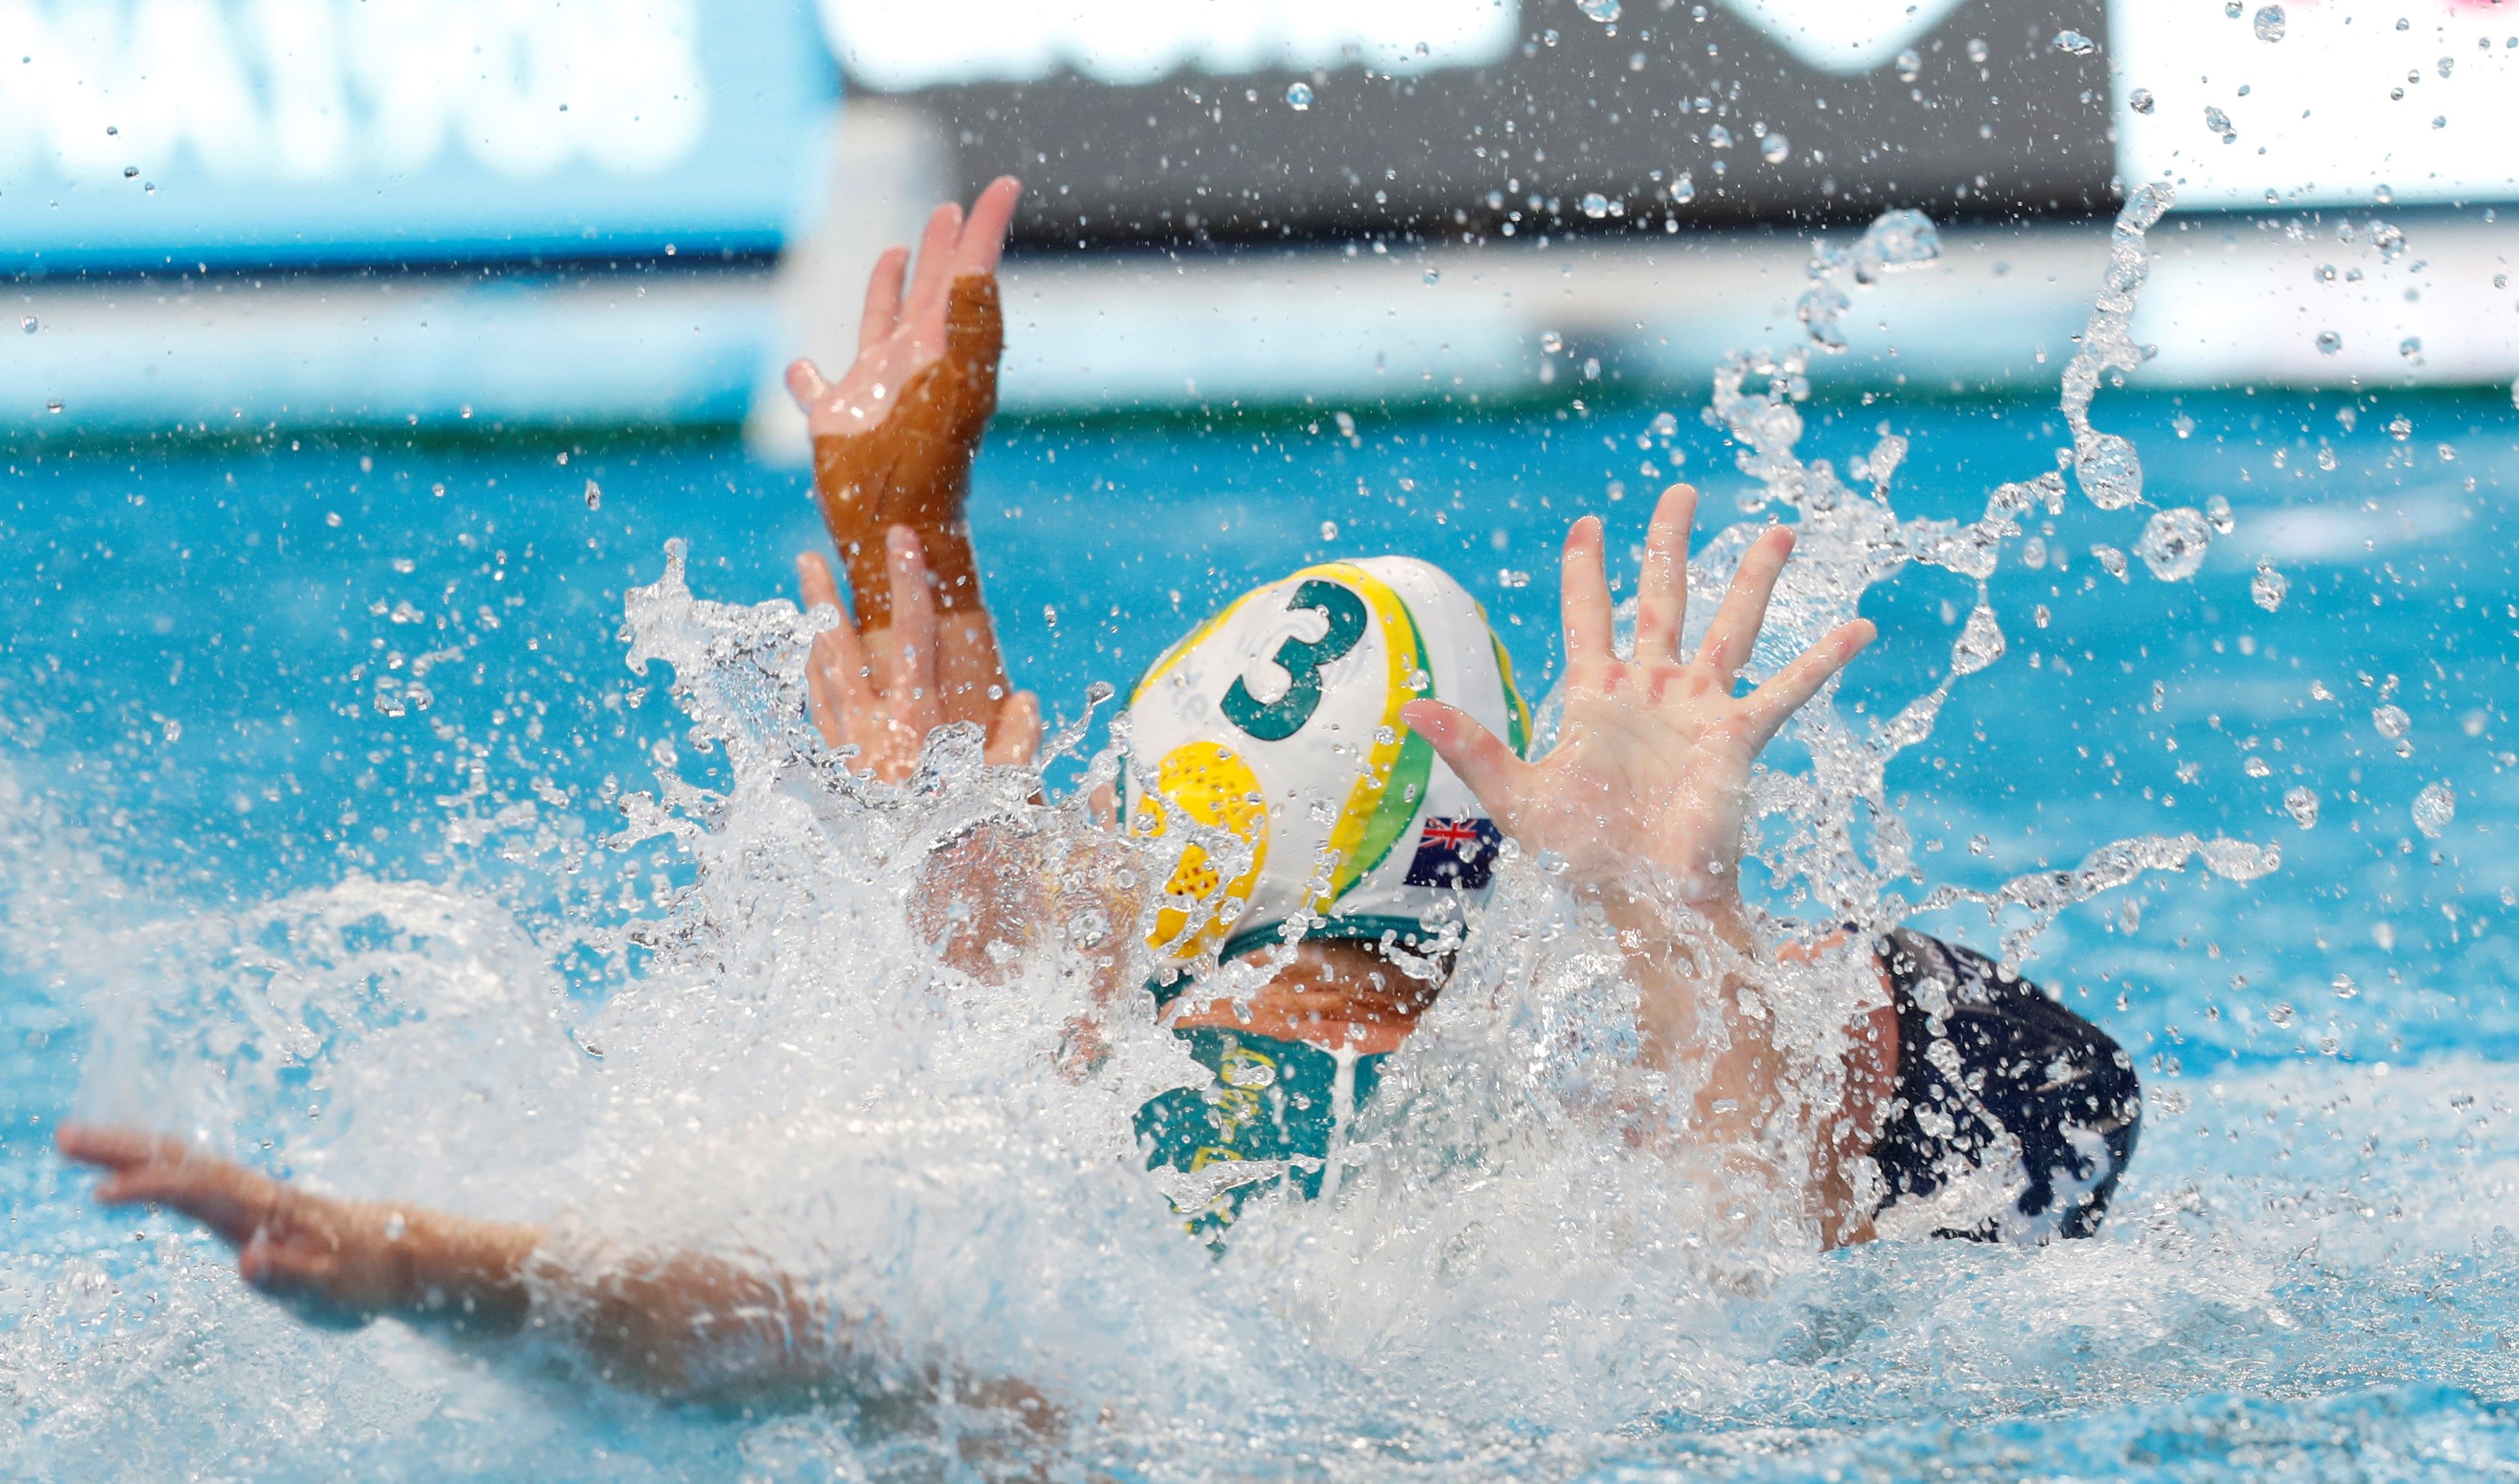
(2316, 330), (2343, 354)
(2051, 30), (2096, 55)
(45, 398), (62, 414)
(1671, 171), (1695, 203)
(1580, 191), (1612, 219)
(1951, 604), (2005, 675)
(1284, 82), (1312, 111)
(1576, 0), (1621, 21)
(1320, 519), (1339, 541)
(2091, 543), (2130, 580)
(2268, 1001), (2296, 1027)
(1761, 132), (1790, 164)
(2205, 493), (2234, 533)
(2204, 105), (2236, 140)
(1707, 123), (1733, 148)
(2135, 507), (2212, 580)
(2332, 973), (2359, 999)
(122, 165), (136, 178)
(2413, 780), (2456, 838)
(2399, 336), (2423, 362)
(584, 479), (602, 511)
(2372, 704), (2411, 742)
(2252, 559), (2289, 611)
(2284, 787), (2320, 828)
(2074, 432), (2144, 509)
(2438, 55), (2455, 78)
(1965, 37), (1989, 63)
(1896, 47), (1921, 81)
(2244, 755), (2272, 777)
(2387, 414), (2412, 441)
(2252, 5), (2286, 41)
(382, 1212), (408, 1240)
(2130, 87), (2156, 114)
(1423, 267), (1439, 285)
(17, 316), (33, 334)
(1539, 329), (1564, 353)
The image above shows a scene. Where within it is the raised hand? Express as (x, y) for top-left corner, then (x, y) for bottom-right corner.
(1402, 483), (1873, 912)
(786, 176), (1020, 636)
(786, 177), (1020, 444)
(798, 525), (1040, 783)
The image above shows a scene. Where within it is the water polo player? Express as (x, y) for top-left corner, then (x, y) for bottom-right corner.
(779, 183), (2142, 1247)
(57, 184), (2141, 1400)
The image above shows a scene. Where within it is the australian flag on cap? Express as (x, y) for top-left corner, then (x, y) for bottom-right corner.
(1403, 816), (1504, 890)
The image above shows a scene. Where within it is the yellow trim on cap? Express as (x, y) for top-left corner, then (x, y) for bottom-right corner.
(1302, 562), (1423, 908)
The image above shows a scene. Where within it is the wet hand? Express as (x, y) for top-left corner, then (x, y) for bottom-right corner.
(57, 1122), (415, 1322)
(785, 180), (1021, 725)
(784, 176), (1021, 445)
(1404, 483), (1873, 908)
(798, 527), (1040, 783)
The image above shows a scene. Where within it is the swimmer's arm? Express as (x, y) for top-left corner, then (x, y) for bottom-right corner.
(798, 525), (1040, 783)
(1405, 485), (1881, 1240)
(787, 179), (1023, 735)
(54, 1123), (838, 1397)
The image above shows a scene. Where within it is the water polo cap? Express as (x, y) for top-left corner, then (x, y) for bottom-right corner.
(1124, 556), (1532, 973)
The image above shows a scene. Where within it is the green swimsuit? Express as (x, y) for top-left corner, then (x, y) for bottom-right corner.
(1133, 1027), (1385, 1247)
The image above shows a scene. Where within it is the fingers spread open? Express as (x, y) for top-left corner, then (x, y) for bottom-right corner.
(1401, 700), (1530, 825)
(1744, 618), (1876, 743)
(1697, 525), (1796, 682)
(1633, 483), (1698, 664)
(957, 176), (1023, 278)
(987, 691), (1043, 767)
(856, 246), (910, 352)
(1560, 516), (1616, 676)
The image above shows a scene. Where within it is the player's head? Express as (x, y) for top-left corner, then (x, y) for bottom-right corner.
(1124, 557), (1530, 973)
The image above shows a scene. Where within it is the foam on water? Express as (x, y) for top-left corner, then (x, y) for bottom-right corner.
(5, 185), (2514, 1479)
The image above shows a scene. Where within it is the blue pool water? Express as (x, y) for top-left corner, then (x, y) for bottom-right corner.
(4, 384), (2517, 1479)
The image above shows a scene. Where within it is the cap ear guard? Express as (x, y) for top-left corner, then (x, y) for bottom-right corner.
(1124, 557), (1528, 976)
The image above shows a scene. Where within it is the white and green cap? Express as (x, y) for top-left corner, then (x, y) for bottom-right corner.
(1124, 556), (1530, 971)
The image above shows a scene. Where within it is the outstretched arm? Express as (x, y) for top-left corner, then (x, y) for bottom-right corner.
(1403, 484), (1891, 1244)
(55, 1124), (835, 1397)
(788, 178), (1026, 743)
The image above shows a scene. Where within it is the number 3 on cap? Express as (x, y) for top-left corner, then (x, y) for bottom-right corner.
(1220, 580), (1368, 741)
